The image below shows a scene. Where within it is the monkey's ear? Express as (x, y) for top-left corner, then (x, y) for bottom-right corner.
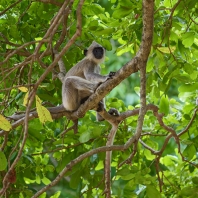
(84, 49), (88, 56)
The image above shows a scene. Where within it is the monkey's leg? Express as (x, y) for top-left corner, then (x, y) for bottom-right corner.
(68, 76), (98, 92)
(96, 98), (105, 121)
(97, 99), (120, 121)
(62, 77), (81, 111)
(62, 76), (98, 111)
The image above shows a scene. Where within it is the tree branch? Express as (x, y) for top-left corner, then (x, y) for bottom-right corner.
(0, 0), (84, 194)
(0, 0), (22, 16)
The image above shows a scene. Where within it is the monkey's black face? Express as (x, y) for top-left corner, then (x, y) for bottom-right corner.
(93, 47), (104, 59)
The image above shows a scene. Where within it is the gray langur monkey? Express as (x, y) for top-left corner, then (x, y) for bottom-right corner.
(62, 41), (119, 121)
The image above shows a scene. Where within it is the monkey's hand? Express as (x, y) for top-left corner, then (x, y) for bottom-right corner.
(108, 108), (120, 117)
(109, 71), (116, 78)
(103, 71), (116, 82)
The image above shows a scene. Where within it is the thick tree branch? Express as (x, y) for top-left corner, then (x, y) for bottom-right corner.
(104, 124), (119, 196)
(103, 0), (154, 196)
(125, 0), (154, 149)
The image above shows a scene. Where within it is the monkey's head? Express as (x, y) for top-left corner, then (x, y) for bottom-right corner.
(84, 41), (105, 63)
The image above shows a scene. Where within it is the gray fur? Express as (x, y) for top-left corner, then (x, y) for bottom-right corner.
(62, 41), (108, 120)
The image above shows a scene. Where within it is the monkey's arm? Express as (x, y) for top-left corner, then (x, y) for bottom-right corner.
(84, 67), (116, 83)
(84, 67), (108, 82)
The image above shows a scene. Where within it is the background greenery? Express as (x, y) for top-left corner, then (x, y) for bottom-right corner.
(0, 0), (198, 197)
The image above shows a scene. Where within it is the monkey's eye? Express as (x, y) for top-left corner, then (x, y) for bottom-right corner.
(84, 49), (88, 56)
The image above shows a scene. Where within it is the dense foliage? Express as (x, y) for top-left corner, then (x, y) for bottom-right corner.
(0, 0), (198, 197)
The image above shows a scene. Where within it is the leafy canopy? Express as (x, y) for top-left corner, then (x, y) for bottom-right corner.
(0, 0), (198, 197)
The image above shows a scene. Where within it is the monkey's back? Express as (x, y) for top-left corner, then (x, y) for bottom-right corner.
(65, 58), (99, 80)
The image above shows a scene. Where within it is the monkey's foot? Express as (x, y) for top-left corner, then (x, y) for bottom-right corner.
(109, 71), (116, 78)
(108, 108), (120, 116)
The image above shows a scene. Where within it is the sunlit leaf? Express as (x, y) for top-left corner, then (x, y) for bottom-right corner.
(112, 7), (133, 19)
(182, 32), (195, 47)
(95, 161), (104, 170)
(146, 185), (161, 198)
(0, 114), (12, 131)
(159, 95), (169, 115)
(36, 95), (53, 123)
(23, 91), (29, 106)
(41, 177), (51, 185)
(79, 131), (91, 143)
(82, 4), (104, 15)
(18, 86), (28, 92)
(50, 191), (61, 198)
(38, 192), (46, 198)
(147, 57), (154, 72)
(157, 46), (176, 53)
(178, 83), (198, 93)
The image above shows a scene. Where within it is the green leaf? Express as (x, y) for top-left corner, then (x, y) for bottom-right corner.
(180, 187), (198, 196)
(190, 71), (198, 80)
(157, 46), (176, 53)
(40, 83), (55, 91)
(182, 32), (195, 47)
(146, 185), (161, 198)
(163, 0), (171, 7)
(183, 144), (196, 160)
(95, 161), (104, 170)
(178, 83), (198, 93)
(170, 31), (178, 42)
(0, 114), (12, 131)
(70, 171), (81, 189)
(121, 173), (135, 180)
(82, 4), (104, 15)
(88, 20), (98, 30)
(102, 40), (112, 51)
(160, 155), (177, 167)
(0, 151), (7, 171)
(46, 165), (55, 172)
(95, 27), (115, 36)
(79, 131), (91, 143)
(144, 149), (155, 161)
(151, 86), (160, 99)
(42, 177), (51, 185)
(112, 7), (132, 19)
(123, 182), (136, 196)
(38, 192), (46, 198)
(183, 63), (194, 75)
(192, 177), (198, 185)
(50, 191), (61, 198)
(147, 57), (154, 72)
(159, 95), (169, 115)
(117, 167), (130, 176)
(36, 175), (41, 184)
(120, 0), (134, 7)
